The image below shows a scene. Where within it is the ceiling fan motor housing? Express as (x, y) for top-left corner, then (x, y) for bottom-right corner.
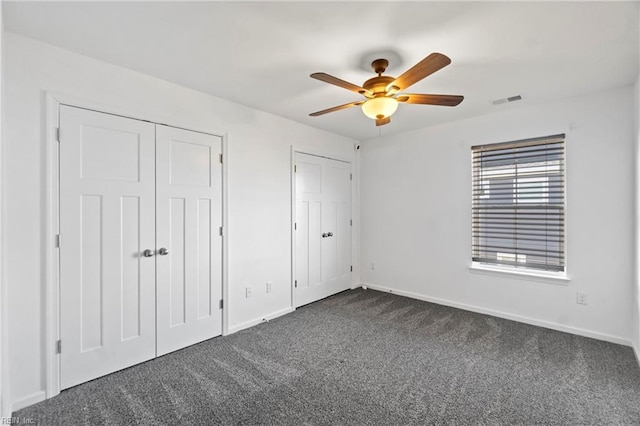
(363, 76), (394, 96)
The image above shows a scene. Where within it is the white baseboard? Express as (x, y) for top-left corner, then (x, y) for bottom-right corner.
(362, 283), (632, 347)
(227, 307), (294, 335)
(10, 390), (46, 412)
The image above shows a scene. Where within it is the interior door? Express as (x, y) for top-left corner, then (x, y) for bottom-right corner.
(295, 154), (324, 307)
(295, 153), (351, 307)
(155, 125), (223, 356)
(324, 159), (352, 296)
(59, 106), (224, 388)
(59, 105), (157, 389)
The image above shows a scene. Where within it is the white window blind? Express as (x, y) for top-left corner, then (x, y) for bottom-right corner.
(471, 134), (565, 272)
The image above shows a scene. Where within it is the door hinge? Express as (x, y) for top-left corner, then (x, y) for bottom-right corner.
(219, 153), (223, 163)
(56, 340), (62, 354)
(350, 219), (352, 226)
(219, 226), (224, 237)
(350, 173), (353, 181)
(294, 280), (297, 288)
(294, 222), (297, 230)
(219, 299), (224, 309)
(294, 165), (297, 173)
(55, 234), (60, 248)
(350, 266), (353, 272)
(56, 128), (60, 142)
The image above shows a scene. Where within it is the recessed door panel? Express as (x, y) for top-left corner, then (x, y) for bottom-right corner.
(169, 140), (211, 187)
(337, 201), (351, 277)
(121, 196), (142, 341)
(298, 162), (322, 194)
(81, 126), (140, 182)
(308, 201), (323, 287)
(169, 197), (187, 326)
(295, 201), (310, 290)
(60, 105), (156, 390)
(80, 195), (103, 352)
(322, 201), (338, 283)
(197, 199), (213, 319)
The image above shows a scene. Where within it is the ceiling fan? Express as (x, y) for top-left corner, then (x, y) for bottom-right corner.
(309, 53), (463, 126)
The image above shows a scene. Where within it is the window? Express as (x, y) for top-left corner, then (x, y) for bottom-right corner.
(471, 134), (565, 273)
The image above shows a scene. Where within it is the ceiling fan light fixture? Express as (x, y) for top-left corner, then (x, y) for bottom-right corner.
(309, 53), (462, 126)
(361, 96), (398, 120)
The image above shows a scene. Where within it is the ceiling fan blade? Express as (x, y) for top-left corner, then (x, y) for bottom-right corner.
(396, 94), (464, 106)
(387, 53), (451, 92)
(311, 73), (372, 97)
(375, 117), (391, 126)
(309, 101), (364, 117)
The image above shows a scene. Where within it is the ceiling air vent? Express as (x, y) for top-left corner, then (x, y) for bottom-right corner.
(491, 95), (523, 106)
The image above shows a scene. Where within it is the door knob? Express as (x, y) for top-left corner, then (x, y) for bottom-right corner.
(327, 232), (333, 237)
(322, 233), (328, 238)
(158, 247), (169, 256)
(142, 249), (154, 257)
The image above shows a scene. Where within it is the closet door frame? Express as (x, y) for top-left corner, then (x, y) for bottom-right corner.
(43, 93), (228, 401)
(290, 148), (356, 309)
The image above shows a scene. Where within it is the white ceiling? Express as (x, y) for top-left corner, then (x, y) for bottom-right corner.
(4, 1), (639, 140)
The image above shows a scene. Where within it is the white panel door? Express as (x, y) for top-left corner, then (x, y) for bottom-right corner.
(295, 153), (351, 307)
(155, 126), (223, 356)
(59, 105), (157, 389)
(324, 159), (352, 296)
(295, 154), (325, 307)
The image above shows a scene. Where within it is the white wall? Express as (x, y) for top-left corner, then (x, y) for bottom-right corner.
(634, 5), (640, 364)
(0, 1), (8, 420)
(2, 32), (358, 410)
(361, 86), (635, 344)
(634, 73), (640, 358)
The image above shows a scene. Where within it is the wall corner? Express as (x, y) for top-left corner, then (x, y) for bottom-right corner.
(633, 70), (640, 360)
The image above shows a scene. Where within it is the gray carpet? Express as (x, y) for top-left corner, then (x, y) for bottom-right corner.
(14, 289), (640, 425)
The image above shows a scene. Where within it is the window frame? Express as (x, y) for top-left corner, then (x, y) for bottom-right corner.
(470, 134), (567, 279)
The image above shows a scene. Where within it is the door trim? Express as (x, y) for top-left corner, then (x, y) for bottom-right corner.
(44, 93), (228, 399)
(291, 148), (353, 309)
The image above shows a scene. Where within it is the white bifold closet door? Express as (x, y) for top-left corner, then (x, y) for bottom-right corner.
(59, 105), (222, 389)
(155, 125), (223, 356)
(295, 152), (351, 307)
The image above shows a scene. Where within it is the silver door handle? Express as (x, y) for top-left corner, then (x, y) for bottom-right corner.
(158, 247), (169, 256)
(142, 249), (155, 257)
(322, 233), (328, 238)
(327, 232), (333, 237)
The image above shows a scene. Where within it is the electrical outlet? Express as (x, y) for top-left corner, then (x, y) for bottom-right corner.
(266, 281), (273, 293)
(246, 287), (252, 298)
(576, 292), (588, 305)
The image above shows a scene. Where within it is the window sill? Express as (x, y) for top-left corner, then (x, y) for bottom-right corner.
(469, 263), (570, 285)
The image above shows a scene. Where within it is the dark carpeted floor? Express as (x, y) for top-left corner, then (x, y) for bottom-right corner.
(14, 289), (640, 425)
